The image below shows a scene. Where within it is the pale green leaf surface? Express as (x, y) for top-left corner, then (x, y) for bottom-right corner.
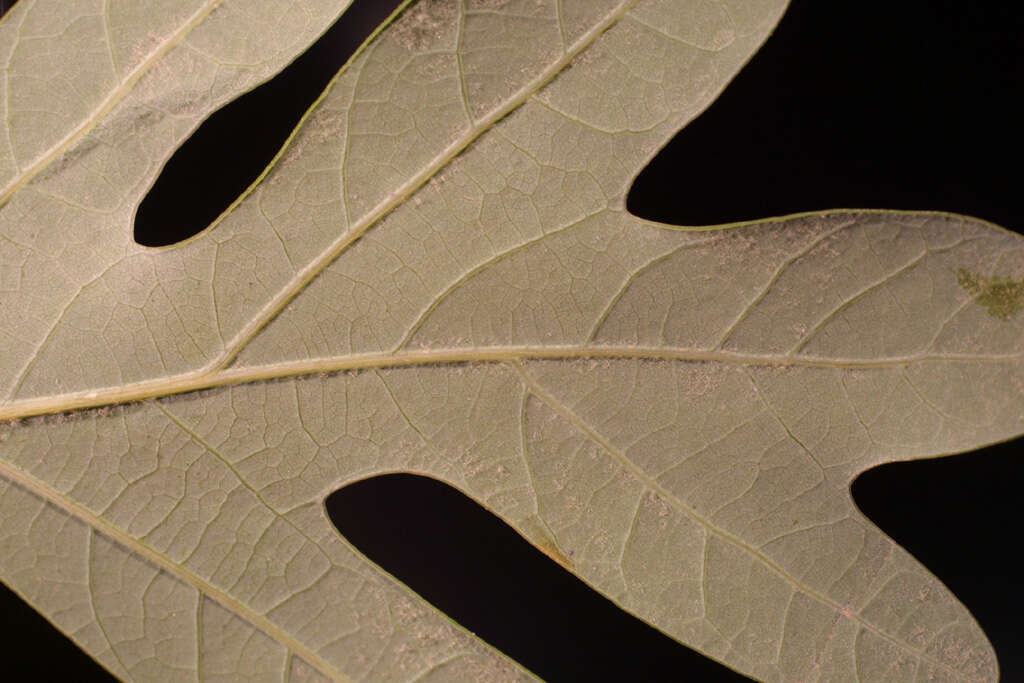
(1, 0), (1022, 681)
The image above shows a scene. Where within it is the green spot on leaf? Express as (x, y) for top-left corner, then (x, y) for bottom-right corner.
(956, 268), (1024, 321)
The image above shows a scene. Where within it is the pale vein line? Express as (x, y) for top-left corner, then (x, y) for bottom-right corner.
(87, 529), (131, 679)
(714, 219), (854, 350)
(206, 0), (643, 373)
(196, 592), (204, 680)
(554, 0), (569, 52)
(699, 534), (710, 619)
(7, 285), (86, 400)
(9, 216), (156, 399)
(338, 22), (376, 231)
(453, 0), (475, 126)
(408, 653), (471, 682)
(927, 294), (974, 350)
(900, 367), (959, 424)
(617, 488), (644, 577)
(586, 234), (721, 342)
(394, 210), (604, 352)
(1, 6), (29, 169)
(0, 0), (227, 206)
(101, 0), (121, 78)
(0, 452), (351, 682)
(509, 361), (982, 682)
(1, 346), (1020, 422)
(743, 367), (824, 474)
(372, 369), (430, 447)
(624, 13), (723, 54)
(517, 386), (543, 518)
(791, 248), (930, 354)
(152, 400), (348, 621)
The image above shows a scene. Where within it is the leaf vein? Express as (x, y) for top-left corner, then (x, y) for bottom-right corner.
(510, 360), (978, 681)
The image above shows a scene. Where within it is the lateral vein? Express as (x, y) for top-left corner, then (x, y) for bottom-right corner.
(0, 456), (351, 683)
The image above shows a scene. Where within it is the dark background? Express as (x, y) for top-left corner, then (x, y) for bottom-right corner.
(1, 0), (1022, 680)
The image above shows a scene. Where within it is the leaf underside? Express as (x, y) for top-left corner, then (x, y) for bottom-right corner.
(1, 1), (1022, 681)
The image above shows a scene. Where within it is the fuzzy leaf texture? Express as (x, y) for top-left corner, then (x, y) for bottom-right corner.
(1, 0), (1022, 681)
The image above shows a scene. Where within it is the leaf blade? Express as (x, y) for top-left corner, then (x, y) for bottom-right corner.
(1, 0), (1021, 681)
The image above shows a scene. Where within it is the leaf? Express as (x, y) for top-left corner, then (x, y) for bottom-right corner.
(1, 0), (1022, 680)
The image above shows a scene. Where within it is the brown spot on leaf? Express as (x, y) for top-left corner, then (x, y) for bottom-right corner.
(956, 267), (1024, 321)
(534, 535), (574, 570)
(519, 514), (574, 570)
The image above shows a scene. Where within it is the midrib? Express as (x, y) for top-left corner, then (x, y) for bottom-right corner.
(0, 345), (1019, 421)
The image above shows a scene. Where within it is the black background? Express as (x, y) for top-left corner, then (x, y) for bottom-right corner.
(1, 0), (1022, 680)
